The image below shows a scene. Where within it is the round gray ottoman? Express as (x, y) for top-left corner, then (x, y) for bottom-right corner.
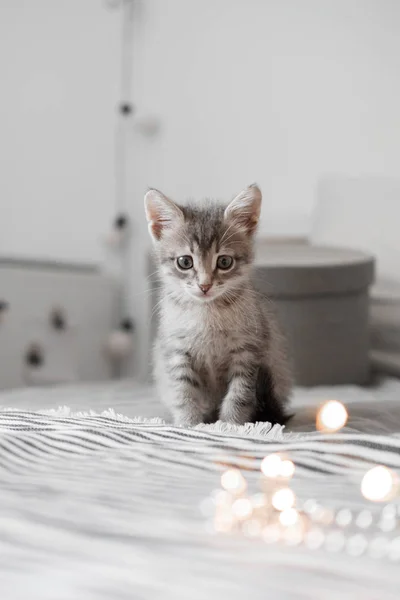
(254, 244), (375, 386)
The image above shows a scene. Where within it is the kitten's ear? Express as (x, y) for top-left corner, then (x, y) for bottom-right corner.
(144, 188), (184, 241)
(224, 184), (262, 235)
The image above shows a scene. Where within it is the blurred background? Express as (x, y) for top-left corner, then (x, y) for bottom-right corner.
(1, 0), (400, 389)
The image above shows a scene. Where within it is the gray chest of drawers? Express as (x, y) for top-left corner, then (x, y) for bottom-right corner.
(0, 260), (119, 390)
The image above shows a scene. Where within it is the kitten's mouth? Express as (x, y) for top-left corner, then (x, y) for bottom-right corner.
(187, 288), (217, 302)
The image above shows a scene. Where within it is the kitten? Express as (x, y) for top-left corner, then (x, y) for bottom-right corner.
(145, 184), (292, 427)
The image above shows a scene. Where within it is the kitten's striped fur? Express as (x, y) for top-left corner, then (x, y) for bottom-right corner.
(145, 185), (292, 427)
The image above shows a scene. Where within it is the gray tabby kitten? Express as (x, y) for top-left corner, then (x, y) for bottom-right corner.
(145, 184), (291, 427)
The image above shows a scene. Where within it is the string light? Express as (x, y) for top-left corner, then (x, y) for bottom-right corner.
(271, 488), (296, 512)
(260, 454), (295, 479)
(305, 528), (325, 550)
(205, 418), (400, 563)
(242, 519), (263, 538)
(316, 400), (348, 432)
(280, 459), (295, 479)
(213, 490), (233, 506)
(232, 498), (253, 520)
(361, 466), (397, 502)
(263, 524), (281, 544)
(214, 511), (235, 533)
(221, 469), (247, 495)
(336, 508), (353, 528)
(260, 454), (282, 478)
(279, 508), (299, 527)
(325, 531), (345, 553)
(251, 493), (268, 509)
(356, 509), (373, 529)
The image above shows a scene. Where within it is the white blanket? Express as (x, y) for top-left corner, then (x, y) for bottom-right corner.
(1, 379), (400, 600)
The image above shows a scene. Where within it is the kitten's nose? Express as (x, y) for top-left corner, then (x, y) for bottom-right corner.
(198, 283), (212, 295)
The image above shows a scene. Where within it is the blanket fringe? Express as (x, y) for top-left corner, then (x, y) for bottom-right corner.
(195, 420), (286, 440)
(0, 406), (291, 440)
(37, 406), (166, 425)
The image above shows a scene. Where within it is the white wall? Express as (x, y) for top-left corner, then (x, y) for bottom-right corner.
(130, 0), (400, 236)
(127, 0), (400, 378)
(3, 1), (400, 378)
(0, 0), (120, 265)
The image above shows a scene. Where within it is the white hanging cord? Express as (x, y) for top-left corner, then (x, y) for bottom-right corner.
(104, 0), (136, 372)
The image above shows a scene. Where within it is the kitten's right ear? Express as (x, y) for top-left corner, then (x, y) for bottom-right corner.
(144, 189), (184, 241)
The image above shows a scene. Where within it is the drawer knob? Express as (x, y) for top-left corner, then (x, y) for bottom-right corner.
(26, 344), (44, 368)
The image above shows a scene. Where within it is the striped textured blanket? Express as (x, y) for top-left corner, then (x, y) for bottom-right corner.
(1, 380), (400, 599)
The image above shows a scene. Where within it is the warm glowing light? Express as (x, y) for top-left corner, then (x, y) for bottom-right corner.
(271, 488), (296, 511)
(346, 534), (368, 557)
(356, 510), (373, 530)
(261, 454), (282, 478)
(263, 524), (281, 543)
(361, 466), (397, 502)
(251, 493), (268, 509)
(316, 400), (348, 432)
(325, 531), (345, 553)
(279, 507), (299, 527)
(336, 508), (352, 527)
(280, 459), (295, 479)
(221, 469), (247, 494)
(214, 512), (234, 533)
(312, 506), (334, 526)
(242, 519), (262, 538)
(305, 528), (325, 550)
(232, 498), (253, 520)
(261, 454), (296, 479)
(282, 526), (303, 546)
(199, 497), (215, 517)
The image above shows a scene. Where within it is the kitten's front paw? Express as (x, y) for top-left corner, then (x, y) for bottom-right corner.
(173, 410), (204, 429)
(175, 417), (203, 428)
(220, 399), (252, 426)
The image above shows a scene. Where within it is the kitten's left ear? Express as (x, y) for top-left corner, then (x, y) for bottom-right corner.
(224, 184), (262, 235)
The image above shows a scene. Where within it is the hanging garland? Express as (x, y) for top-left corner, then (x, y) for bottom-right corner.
(104, 0), (136, 368)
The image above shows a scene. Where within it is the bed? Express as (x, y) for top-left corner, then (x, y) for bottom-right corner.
(1, 379), (400, 599)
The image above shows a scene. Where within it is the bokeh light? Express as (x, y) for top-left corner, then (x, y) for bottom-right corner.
(280, 459), (295, 478)
(221, 469), (247, 494)
(316, 400), (348, 433)
(260, 454), (295, 479)
(271, 488), (296, 511)
(232, 498), (253, 520)
(261, 454), (282, 478)
(361, 466), (397, 502)
(279, 507), (299, 527)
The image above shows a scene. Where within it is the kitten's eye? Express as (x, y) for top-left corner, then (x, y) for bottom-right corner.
(177, 255), (193, 270)
(217, 255), (234, 270)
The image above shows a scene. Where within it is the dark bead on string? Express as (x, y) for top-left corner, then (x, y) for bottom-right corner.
(119, 103), (133, 115)
(26, 345), (44, 368)
(114, 214), (129, 230)
(51, 309), (66, 331)
(120, 318), (134, 332)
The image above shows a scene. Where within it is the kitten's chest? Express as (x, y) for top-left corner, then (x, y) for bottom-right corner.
(180, 306), (239, 358)
(163, 303), (244, 395)
(164, 300), (251, 358)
